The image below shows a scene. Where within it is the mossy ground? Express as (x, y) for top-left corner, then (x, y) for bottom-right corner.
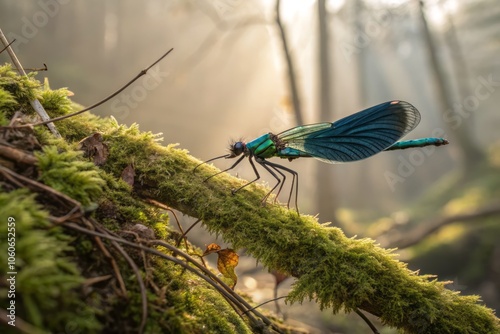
(0, 64), (499, 334)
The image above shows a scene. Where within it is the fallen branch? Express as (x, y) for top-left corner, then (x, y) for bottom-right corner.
(381, 202), (500, 249)
(0, 142), (38, 165)
(94, 125), (497, 333)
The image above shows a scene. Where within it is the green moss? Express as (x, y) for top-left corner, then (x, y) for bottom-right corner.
(0, 87), (17, 117)
(35, 144), (105, 208)
(38, 79), (73, 117)
(0, 64), (39, 107)
(0, 190), (102, 333)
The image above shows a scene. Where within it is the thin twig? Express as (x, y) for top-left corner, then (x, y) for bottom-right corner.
(96, 234), (128, 295)
(82, 275), (113, 288)
(21, 63), (48, 72)
(81, 218), (127, 297)
(0, 165), (83, 214)
(121, 230), (151, 274)
(0, 140), (34, 164)
(243, 296), (288, 315)
(175, 218), (201, 248)
(6, 48), (174, 128)
(121, 229), (161, 296)
(0, 28), (60, 137)
(7, 110), (23, 127)
(105, 231), (148, 334)
(147, 240), (279, 330)
(146, 199), (189, 250)
(0, 38), (15, 54)
(0, 165), (24, 187)
(355, 308), (380, 334)
(63, 222), (283, 333)
(48, 206), (82, 225)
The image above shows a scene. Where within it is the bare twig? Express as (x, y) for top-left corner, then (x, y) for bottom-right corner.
(7, 110), (23, 127)
(121, 228), (162, 297)
(175, 218), (201, 248)
(104, 230), (148, 334)
(0, 166), (24, 187)
(242, 296), (287, 315)
(0, 165), (83, 216)
(63, 222), (283, 333)
(0, 38), (15, 54)
(21, 63), (48, 72)
(6, 48), (174, 129)
(95, 233), (128, 295)
(82, 275), (113, 288)
(147, 239), (279, 330)
(146, 199), (190, 250)
(80, 218), (127, 297)
(0, 142), (37, 165)
(0, 28), (60, 137)
(355, 308), (380, 334)
(48, 206), (82, 225)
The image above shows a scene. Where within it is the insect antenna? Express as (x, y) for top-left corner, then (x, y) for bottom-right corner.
(193, 154), (231, 172)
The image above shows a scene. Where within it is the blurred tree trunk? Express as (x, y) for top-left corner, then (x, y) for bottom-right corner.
(275, 0), (303, 125)
(352, 0), (371, 208)
(417, 0), (485, 173)
(354, 0), (367, 106)
(315, 0), (338, 222)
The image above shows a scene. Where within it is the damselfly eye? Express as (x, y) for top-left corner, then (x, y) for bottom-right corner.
(231, 142), (245, 157)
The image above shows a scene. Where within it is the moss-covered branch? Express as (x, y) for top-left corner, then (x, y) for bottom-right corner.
(50, 113), (498, 333)
(1, 64), (499, 333)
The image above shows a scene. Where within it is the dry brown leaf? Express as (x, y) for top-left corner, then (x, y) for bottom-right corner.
(217, 249), (239, 289)
(202, 243), (239, 289)
(203, 243), (221, 256)
(121, 163), (135, 186)
(78, 132), (109, 166)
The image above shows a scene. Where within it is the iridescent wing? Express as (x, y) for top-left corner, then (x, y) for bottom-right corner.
(277, 101), (420, 163)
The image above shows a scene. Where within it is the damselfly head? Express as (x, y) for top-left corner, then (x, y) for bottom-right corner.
(228, 141), (246, 158)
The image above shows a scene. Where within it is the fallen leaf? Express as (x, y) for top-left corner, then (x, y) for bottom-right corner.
(203, 243), (221, 256)
(217, 248), (239, 289)
(121, 163), (135, 186)
(202, 243), (239, 289)
(78, 132), (109, 166)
